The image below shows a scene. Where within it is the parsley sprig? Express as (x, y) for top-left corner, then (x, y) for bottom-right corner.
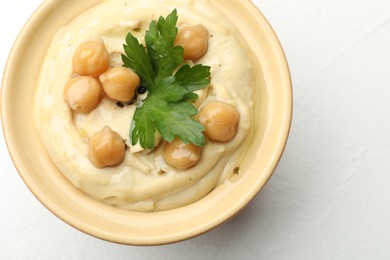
(122, 9), (211, 149)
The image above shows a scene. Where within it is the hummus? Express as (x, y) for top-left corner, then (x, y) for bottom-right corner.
(34, 0), (255, 211)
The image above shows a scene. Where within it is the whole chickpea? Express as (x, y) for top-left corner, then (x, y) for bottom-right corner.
(174, 24), (209, 60)
(63, 76), (101, 113)
(88, 126), (126, 168)
(99, 67), (140, 102)
(199, 101), (240, 142)
(72, 39), (110, 77)
(163, 138), (202, 169)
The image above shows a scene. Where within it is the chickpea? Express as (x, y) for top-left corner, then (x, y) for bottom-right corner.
(99, 67), (140, 102)
(174, 24), (209, 60)
(63, 76), (101, 113)
(163, 138), (202, 169)
(72, 39), (110, 77)
(198, 101), (240, 142)
(88, 126), (125, 168)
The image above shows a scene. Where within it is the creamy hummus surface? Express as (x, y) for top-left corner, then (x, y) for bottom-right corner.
(34, 0), (255, 211)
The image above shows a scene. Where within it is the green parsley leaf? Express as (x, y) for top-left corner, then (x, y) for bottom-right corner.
(122, 9), (211, 149)
(122, 33), (155, 91)
(145, 9), (184, 82)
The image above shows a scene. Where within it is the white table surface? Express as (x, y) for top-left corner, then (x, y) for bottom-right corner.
(2, 0), (390, 259)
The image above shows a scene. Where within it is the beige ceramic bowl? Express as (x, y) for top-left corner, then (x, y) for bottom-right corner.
(1, 0), (292, 245)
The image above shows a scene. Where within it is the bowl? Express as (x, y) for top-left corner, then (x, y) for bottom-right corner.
(1, 0), (292, 245)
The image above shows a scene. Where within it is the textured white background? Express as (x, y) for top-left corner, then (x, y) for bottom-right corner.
(1, 0), (390, 259)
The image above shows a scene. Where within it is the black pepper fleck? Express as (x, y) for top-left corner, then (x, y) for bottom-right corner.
(137, 86), (147, 94)
(116, 101), (124, 108)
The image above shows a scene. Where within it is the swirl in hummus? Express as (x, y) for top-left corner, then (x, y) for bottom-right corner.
(34, 0), (255, 211)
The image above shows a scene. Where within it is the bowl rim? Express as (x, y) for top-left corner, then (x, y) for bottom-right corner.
(1, 0), (292, 245)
